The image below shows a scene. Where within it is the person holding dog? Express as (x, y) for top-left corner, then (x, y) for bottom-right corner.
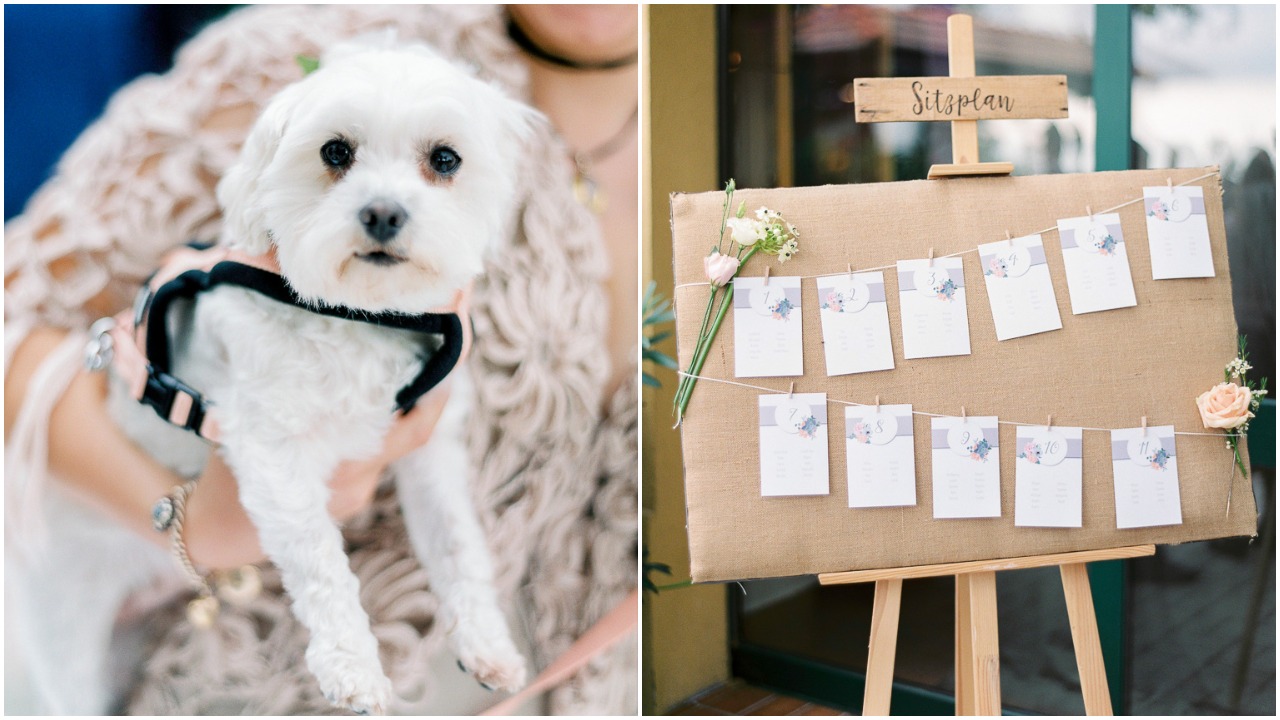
(4, 4), (637, 715)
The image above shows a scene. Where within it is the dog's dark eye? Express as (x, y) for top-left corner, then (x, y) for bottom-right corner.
(321, 139), (354, 169)
(429, 146), (461, 176)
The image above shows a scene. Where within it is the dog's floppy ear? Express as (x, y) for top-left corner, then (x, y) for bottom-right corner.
(216, 87), (298, 255)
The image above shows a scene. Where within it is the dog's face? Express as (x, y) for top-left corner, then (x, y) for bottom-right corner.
(217, 40), (539, 313)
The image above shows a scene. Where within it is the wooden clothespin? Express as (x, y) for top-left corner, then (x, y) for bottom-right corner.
(961, 405), (967, 420)
(1167, 177), (1173, 191)
(847, 263), (854, 283)
(1005, 229), (1014, 247)
(1141, 416), (1148, 437)
(788, 381), (795, 399)
(764, 265), (771, 285)
(875, 395), (881, 411)
(928, 248), (935, 267)
(1086, 204), (1093, 219)
(1046, 414), (1053, 430)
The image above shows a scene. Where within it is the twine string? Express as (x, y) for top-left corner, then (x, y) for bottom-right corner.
(673, 171), (1219, 292)
(675, 371), (1240, 438)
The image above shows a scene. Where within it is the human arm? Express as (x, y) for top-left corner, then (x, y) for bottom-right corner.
(5, 325), (451, 569)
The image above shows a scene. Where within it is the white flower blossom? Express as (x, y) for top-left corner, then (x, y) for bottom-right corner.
(726, 217), (764, 247)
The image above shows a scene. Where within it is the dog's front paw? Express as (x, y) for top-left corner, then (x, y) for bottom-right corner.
(450, 605), (528, 692)
(309, 643), (393, 715)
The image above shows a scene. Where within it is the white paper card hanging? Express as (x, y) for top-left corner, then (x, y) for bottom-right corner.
(1056, 213), (1138, 315)
(1143, 186), (1215, 279)
(896, 257), (972, 359)
(1111, 426), (1183, 529)
(845, 404), (916, 508)
(931, 416), (1001, 518)
(759, 393), (830, 497)
(733, 277), (803, 377)
(1014, 425), (1083, 528)
(978, 235), (1063, 341)
(817, 271), (895, 375)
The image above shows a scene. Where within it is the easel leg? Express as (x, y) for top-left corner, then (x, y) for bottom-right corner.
(955, 574), (974, 715)
(863, 578), (903, 716)
(1060, 562), (1113, 715)
(968, 571), (1002, 715)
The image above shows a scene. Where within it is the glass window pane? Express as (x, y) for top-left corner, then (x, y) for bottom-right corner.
(1130, 5), (1274, 715)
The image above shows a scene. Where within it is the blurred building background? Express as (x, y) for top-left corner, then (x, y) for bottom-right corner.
(644, 4), (1274, 715)
(4, 5), (230, 220)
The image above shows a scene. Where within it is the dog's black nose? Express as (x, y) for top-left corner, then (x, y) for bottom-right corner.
(358, 200), (408, 242)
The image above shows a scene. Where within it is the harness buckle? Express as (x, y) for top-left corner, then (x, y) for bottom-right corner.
(140, 369), (208, 435)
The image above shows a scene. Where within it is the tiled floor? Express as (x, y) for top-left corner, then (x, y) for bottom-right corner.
(667, 682), (848, 716)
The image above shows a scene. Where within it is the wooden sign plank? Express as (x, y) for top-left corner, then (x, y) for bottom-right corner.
(854, 75), (1069, 123)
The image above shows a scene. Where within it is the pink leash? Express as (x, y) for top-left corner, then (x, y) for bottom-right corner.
(479, 590), (638, 715)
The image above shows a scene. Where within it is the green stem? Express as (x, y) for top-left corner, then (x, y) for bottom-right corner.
(674, 246), (759, 419)
(674, 286), (720, 410)
(714, 186), (734, 255)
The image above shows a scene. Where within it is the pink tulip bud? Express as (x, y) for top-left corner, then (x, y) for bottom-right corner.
(704, 251), (741, 287)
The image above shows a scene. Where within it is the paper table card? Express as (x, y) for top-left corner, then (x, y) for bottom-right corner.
(1111, 426), (1183, 529)
(1056, 213), (1138, 315)
(896, 257), (972, 359)
(817, 271), (895, 375)
(845, 404), (916, 508)
(1014, 425), (1083, 528)
(733, 277), (803, 377)
(1143, 186), (1215, 279)
(978, 235), (1063, 341)
(931, 416), (1001, 519)
(759, 393), (830, 497)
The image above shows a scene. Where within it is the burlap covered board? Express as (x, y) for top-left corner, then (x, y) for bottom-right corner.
(670, 167), (1255, 583)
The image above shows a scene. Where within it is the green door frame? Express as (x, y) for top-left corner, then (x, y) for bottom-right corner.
(730, 5), (1139, 715)
(1090, 5), (1133, 715)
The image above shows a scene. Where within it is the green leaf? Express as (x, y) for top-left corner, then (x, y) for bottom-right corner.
(296, 54), (320, 76)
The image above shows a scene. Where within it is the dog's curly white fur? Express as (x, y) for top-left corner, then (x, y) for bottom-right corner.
(12, 38), (538, 715)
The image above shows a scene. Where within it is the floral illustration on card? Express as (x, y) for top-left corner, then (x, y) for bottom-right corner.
(984, 256), (1009, 278)
(1147, 447), (1169, 471)
(1085, 230), (1118, 256)
(1018, 440), (1042, 464)
(932, 277), (958, 302)
(796, 415), (821, 439)
(849, 421), (872, 444)
(1147, 199), (1170, 222)
(967, 437), (992, 462)
(770, 296), (796, 321)
(821, 290), (846, 313)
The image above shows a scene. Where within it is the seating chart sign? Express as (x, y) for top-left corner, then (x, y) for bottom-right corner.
(670, 167), (1254, 583)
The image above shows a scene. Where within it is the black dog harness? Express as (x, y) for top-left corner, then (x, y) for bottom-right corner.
(88, 245), (471, 443)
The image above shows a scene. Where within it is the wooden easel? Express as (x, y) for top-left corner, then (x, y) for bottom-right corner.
(819, 545), (1155, 715)
(837, 14), (1147, 716)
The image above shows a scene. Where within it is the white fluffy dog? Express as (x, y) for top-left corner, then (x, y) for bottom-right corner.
(11, 38), (537, 714)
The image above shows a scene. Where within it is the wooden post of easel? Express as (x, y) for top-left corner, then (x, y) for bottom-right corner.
(819, 545), (1155, 716)
(843, 14), (1137, 715)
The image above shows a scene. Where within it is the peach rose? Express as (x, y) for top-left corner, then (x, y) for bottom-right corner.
(703, 251), (740, 287)
(1196, 382), (1254, 429)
